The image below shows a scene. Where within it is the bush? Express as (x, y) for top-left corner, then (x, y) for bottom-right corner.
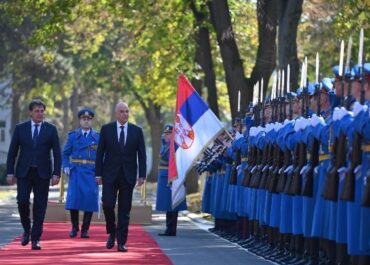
(0, 164), (6, 185)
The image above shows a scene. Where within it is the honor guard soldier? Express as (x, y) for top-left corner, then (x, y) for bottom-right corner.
(62, 108), (100, 238)
(156, 124), (187, 236)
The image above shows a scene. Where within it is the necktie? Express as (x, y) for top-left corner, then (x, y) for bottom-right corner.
(33, 124), (39, 147)
(119, 125), (125, 151)
(84, 132), (88, 138)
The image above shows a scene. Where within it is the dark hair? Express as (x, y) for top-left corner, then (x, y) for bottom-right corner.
(28, 99), (46, 111)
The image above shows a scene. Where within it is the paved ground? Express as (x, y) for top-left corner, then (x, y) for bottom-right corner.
(0, 186), (274, 265)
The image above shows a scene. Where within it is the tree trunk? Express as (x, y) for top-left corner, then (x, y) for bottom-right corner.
(133, 91), (163, 182)
(145, 102), (162, 182)
(248, 0), (278, 101)
(190, 0), (220, 118)
(10, 88), (21, 133)
(70, 86), (79, 128)
(111, 91), (121, 121)
(208, 0), (247, 120)
(61, 96), (69, 145)
(278, 0), (303, 91)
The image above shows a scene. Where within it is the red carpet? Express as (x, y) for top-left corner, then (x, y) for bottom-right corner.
(0, 223), (172, 265)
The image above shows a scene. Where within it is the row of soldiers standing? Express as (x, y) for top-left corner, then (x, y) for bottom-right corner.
(201, 57), (370, 265)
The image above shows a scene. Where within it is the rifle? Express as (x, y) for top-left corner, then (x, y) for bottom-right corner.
(250, 101), (265, 188)
(229, 118), (241, 186)
(242, 143), (255, 187)
(322, 39), (352, 201)
(342, 62), (365, 202)
(260, 100), (275, 190)
(342, 102), (363, 202)
(269, 92), (285, 193)
(361, 78), (370, 206)
(286, 139), (300, 195)
(290, 82), (309, 195)
(277, 91), (294, 193)
(322, 74), (351, 201)
(302, 83), (321, 197)
(242, 104), (258, 187)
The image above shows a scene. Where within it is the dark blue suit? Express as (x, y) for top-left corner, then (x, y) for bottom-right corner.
(6, 120), (61, 241)
(95, 121), (146, 245)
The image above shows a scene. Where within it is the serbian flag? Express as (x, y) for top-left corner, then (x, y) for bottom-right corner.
(169, 74), (225, 209)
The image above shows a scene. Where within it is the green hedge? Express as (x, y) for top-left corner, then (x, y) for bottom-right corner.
(0, 164), (6, 185)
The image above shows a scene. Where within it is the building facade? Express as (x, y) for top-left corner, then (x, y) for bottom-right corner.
(0, 77), (12, 164)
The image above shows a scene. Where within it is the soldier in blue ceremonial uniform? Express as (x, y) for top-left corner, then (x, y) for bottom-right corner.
(156, 124), (187, 236)
(346, 63), (370, 265)
(63, 108), (100, 238)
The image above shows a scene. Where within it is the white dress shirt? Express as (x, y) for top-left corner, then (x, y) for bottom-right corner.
(82, 129), (91, 137)
(116, 121), (128, 145)
(31, 120), (42, 138)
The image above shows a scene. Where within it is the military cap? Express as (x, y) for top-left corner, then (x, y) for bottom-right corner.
(352, 64), (361, 79)
(332, 65), (351, 78)
(307, 82), (316, 96)
(263, 96), (271, 106)
(287, 91), (298, 99)
(320, 78), (333, 93)
(78, 108), (94, 119)
(364, 63), (370, 75)
(296, 87), (303, 97)
(163, 124), (173, 133)
(245, 102), (254, 115)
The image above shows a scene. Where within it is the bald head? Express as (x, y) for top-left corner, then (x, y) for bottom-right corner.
(115, 101), (130, 124)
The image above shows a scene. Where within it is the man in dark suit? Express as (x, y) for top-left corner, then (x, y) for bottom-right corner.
(95, 101), (146, 252)
(6, 99), (61, 250)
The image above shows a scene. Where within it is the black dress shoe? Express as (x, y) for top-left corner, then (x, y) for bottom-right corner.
(117, 244), (128, 252)
(80, 231), (89, 238)
(69, 228), (78, 238)
(31, 241), (41, 250)
(21, 232), (30, 246)
(158, 232), (176, 236)
(106, 234), (115, 249)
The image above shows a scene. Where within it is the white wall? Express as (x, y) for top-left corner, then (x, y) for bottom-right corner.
(0, 77), (12, 164)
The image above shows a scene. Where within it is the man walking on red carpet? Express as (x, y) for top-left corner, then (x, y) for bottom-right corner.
(95, 101), (146, 252)
(6, 99), (61, 250)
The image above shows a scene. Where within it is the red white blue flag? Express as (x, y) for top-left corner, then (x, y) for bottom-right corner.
(169, 74), (225, 209)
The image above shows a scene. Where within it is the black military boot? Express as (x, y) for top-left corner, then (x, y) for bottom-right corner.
(159, 211), (178, 236)
(69, 210), (79, 238)
(81, 211), (93, 238)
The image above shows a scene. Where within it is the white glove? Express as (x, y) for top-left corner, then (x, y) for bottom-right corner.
(300, 164), (310, 175)
(353, 102), (368, 117)
(337, 166), (348, 182)
(235, 131), (243, 140)
(251, 165), (257, 173)
(284, 165), (294, 174)
(355, 165), (362, 180)
(294, 117), (303, 132)
(63, 167), (70, 176)
(302, 118), (310, 130)
(249, 127), (257, 137)
(311, 114), (325, 127)
(333, 107), (341, 121)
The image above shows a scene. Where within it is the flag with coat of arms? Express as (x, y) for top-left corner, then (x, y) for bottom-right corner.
(168, 74), (225, 209)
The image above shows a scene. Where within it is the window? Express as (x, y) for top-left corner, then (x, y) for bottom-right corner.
(0, 121), (5, 142)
